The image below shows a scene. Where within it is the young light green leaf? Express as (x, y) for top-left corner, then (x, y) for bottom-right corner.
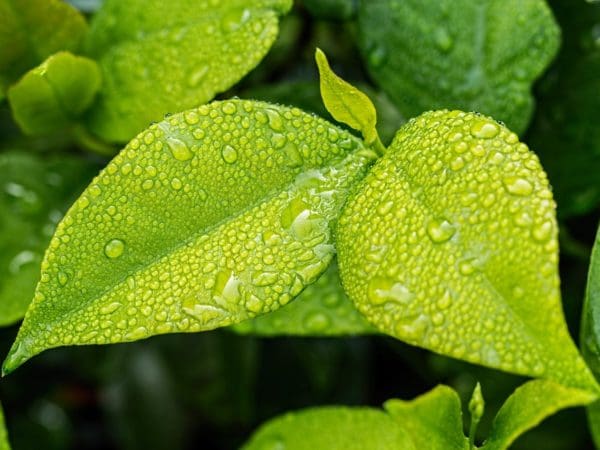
(337, 110), (599, 392)
(231, 261), (375, 336)
(3, 100), (376, 374)
(315, 49), (380, 148)
(0, 402), (9, 450)
(242, 406), (416, 450)
(469, 383), (485, 449)
(0, 0), (87, 98)
(384, 385), (468, 450)
(84, 0), (292, 143)
(8, 51), (101, 135)
(481, 379), (597, 450)
(0, 151), (97, 327)
(357, 0), (560, 134)
(580, 222), (600, 446)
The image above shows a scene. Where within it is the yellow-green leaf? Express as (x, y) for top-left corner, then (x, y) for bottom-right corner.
(3, 100), (376, 374)
(84, 0), (292, 142)
(337, 109), (598, 392)
(231, 261), (375, 336)
(315, 48), (380, 146)
(8, 51), (101, 135)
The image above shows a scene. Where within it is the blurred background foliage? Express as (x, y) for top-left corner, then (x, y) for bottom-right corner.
(0, 0), (599, 448)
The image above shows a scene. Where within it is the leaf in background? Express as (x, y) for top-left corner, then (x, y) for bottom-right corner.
(242, 407), (416, 450)
(84, 0), (292, 143)
(384, 385), (468, 450)
(8, 52), (101, 135)
(337, 110), (598, 392)
(0, 151), (97, 327)
(580, 222), (600, 446)
(357, 0), (560, 134)
(0, 0), (87, 99)
(231, 261), (375, 336)
(0, 402), (9, 450)
(3, 100), (376, 373)
(528, 0), (600, 217)
(481, 379), (596, 450)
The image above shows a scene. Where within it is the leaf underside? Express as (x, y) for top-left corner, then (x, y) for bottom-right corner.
(337, 109), (597, 392)
(3, 100), (375, 373)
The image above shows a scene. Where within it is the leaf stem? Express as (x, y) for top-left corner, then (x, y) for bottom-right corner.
(370, 135), (386, 157)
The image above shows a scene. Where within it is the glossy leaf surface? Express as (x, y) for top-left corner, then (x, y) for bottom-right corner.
(384, 385), (468, 450)
(8, 52), (101, 135)
(337, 109), (597, 391)
(4, 100), (375, 373)
(232, 262), (375, 336)
(0, 0), (87, 98)
(481, 380), (596, 450)
(358, 0), (560, 134)
(0, 151), (97, 326)
(84, 0), (292, 142)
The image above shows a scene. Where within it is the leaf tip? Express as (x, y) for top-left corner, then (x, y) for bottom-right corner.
(2, 337), (34, 376)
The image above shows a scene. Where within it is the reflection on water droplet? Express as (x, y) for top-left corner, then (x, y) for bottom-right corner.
(104, 239), (125, 259)
(470, 120), (499, 139)
(532, 221), (553, 242)
(368, 277), (414, 305)
(426, 217), (456, 243)
(503, 177), (533, 196)
(167, 138), (193, 161)
(221, 145), (238, 163)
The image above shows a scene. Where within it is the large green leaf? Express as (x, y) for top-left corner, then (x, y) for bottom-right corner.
(3, 100), (376, 373)
(84, 0), (292, 143)
(581, 222), (600, 446)
(481, 380), (596, 450)
(8, 51), (101, 135)
(0, 151), (97, 327)
(231, 261), (375, 336)
(242, 407), (416, 450)
(384, 385), (468, 450)
(357, 0), (560, 134)
(0, 0), (87, 98)
(337, 109), (598, 392)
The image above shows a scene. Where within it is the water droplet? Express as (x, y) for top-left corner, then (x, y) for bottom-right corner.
(283, 143), (303, 167)
(222, 102), (237, 115)
(470, 120), (499, 139)
(188, 66), (209, 87)
(426, 217), (456, 243)
(104, 239), (125, 259)
(167, 138), (193, 161)
(221, 145), (238, 163)
(303, 312), (331, 332)
(503, 177), (533, 196)
(252, 271), (278, 287)
(214, 270), (241, 304)
(458, 258), (478, 275)
(171, 178), (183, 190)
(367, 277), (414, 305)
(532, 221), (553, 242)
(396, 314), (429, 341)
(368, 44), (387, 67)
(100, 302), (122, 315)
(265, 109), (283, 131)
(57, 271), (68, 286)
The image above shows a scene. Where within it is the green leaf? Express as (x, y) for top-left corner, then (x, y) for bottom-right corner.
(0, 151), (97, 327)
(84, 0), (292, 143)
(242, 406), (416, 450)
(336, 109), (598, 392)
(0, 0), (87, 98)
(468, 383), (485, 449)
(481, 379), (597, 450)
(581, 222), (600, 446)
(384, 385), (468, 450)
(315, 49), (380, 147)
(357, 0), (560, 134)
(3, 100), (376, 373)
(231, 261), (375, 336)
(8, 51), (101, 135)
(0, 402), (9, 450)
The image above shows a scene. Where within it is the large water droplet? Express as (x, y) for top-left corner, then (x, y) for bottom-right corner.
(367, 277), (414, 305)
(104, 238), (125, 259)
(167, 138), (193, 161)
(221, 145), (238, 163)
(426, 217), (456, 243)
(470, 120), (499, 139)
(503, 177), (533, 196)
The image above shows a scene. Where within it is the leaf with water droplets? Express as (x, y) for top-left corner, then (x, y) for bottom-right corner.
(357, 0), (560, 134)
(384, 385), (468, 450)
(315, 49), (380, 146)
(0, 151), (97, 327)
(337, 110), (598, 392)
(0, 0), (87, 99)
(243, 385), (469, 450)
(84, 0), (292, 143)
(3, 100), (376, 373)
(580, 222), (600, 445)
(481, 379), (596, 450)
(0, 402), (8, 450)
(8, 51), (101, 135)
(231, 261), (375, 336)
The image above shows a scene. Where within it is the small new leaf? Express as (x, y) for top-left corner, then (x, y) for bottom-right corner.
(8, 52), (101, 135)
(3, 100), (375, 373)
(468, 383), (485, 449)
(315, 48), (381, 149)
